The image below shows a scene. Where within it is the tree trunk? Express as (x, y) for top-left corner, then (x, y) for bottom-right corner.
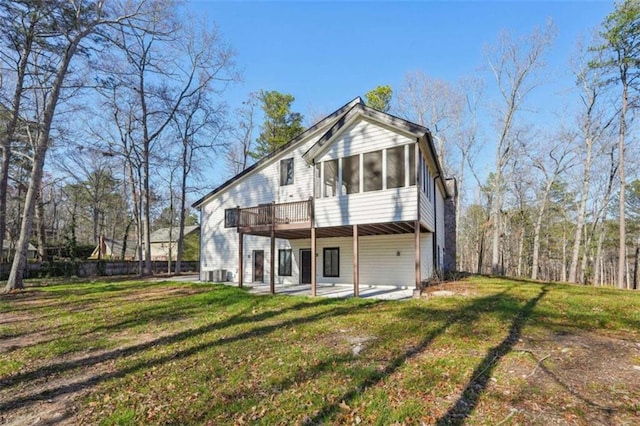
(35, 189), (47, 262)
(617, 81), (628, 289)
(477, 229), (485, 274)
(143, 158), (152, 275)
(176, 165), (188, 275)
(490, 168), (502, 275)
(531, 182), (553, 281)
(0, 149), (11, 269)
(517, 227), (524, 278)
(593, 220), (606, 287)
(6, 145), (46, 291)
(568, 140), (593, 283)
(633, 245), (639, 290)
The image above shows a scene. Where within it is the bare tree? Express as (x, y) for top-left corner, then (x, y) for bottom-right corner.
(527, 131), (574, 280)
(172, 89), (229, 275)
(485, 22), (556, 275)
(103, 9), (236, 275)
(590, 1), (640, 289)
(567, 43), (614, 283)
(395, 70), (464, 171)
(451, 77), (485, 270)
(225, 93), (257, 176)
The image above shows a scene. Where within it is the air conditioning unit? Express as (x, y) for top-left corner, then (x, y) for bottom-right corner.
(208, 269), (228, 282)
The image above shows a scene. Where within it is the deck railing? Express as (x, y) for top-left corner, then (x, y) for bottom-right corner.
(238, 199), (311, 228)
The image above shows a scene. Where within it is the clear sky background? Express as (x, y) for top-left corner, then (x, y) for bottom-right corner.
(186, 0), (615, 195)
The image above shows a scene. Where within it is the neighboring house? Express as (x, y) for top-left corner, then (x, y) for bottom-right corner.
(149, 225), (200, 261)
(193, 97), (456, 296)
(89, 238), (137, 260)
(1, 240), (37, 262)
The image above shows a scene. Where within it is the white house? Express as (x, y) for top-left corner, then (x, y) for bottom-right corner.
(193, 97), (456, 296)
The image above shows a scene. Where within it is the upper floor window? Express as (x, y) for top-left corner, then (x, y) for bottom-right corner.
(323, 159), (338, 197)
(409, 144), (416, 186)
(363, 150), (382, 192)
(280, 158), (294, 186)
(224, 208), (238, 228)
(386, 145), (405, 189)
(342, 154), (360, 194)
(317, 144), (416, 198)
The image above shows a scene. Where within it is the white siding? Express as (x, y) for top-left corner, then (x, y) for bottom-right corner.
(419, 190), (434, 231)
(319, 118), (415, 160)
(316, 188), (417, 227)
(420, 233), (434, 280)
(291, 234), (418, 287)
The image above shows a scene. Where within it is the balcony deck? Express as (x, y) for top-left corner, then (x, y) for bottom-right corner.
(237, 200), (311, 236)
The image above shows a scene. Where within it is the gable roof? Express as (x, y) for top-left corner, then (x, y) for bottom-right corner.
(88, 238), (137, 259)
(192, 97), (364, 209)
(302, 103), (431, 163)
(302, 103), (450, 198)
(150, 225), (199, 243)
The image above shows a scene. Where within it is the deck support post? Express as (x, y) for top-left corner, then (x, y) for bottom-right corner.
(310, 197), (316, 297)
(238, 231), (244, 288)
(415, 220), (421, 291)
(270, 202), (276, 295)
(353, 224), (359, 297)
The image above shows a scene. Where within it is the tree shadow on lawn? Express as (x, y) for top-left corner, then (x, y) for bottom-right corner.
(0, 293), (379, 414)
(307, 285), (549, 424)
(0, 284), (222, 350)
(0, 281), (180, 322)
(434, 285), (548, 425)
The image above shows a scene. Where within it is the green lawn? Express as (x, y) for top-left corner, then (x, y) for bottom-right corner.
(1, 277), (639, 425)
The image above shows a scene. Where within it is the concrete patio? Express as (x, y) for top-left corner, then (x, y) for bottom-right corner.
(156, 275), (414, 301)
(242, 282), (414, 300)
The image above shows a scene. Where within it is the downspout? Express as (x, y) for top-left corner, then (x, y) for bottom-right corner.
(198, 206), (203, 281)
(433, 174), (440, 277)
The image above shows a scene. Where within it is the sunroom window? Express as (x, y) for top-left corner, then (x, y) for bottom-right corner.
(363, 150), (382, 192)
(323, 159), (338, 197)
(342, 154), (360, 194)
(386, 146), (405, 189)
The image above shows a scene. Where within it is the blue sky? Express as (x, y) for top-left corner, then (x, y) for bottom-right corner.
(187, 0), (614, 191)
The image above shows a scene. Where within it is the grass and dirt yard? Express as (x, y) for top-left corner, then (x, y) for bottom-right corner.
(1, 276), (639, 425)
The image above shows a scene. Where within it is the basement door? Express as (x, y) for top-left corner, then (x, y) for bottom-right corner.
(300, 249), (312, 284)
(253, 250), (264, 283)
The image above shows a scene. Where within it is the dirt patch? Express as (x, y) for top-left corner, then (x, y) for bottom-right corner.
(421, 280), (478, 298)
(493, 330), (640, 424)
(0, 330), (177, 426)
